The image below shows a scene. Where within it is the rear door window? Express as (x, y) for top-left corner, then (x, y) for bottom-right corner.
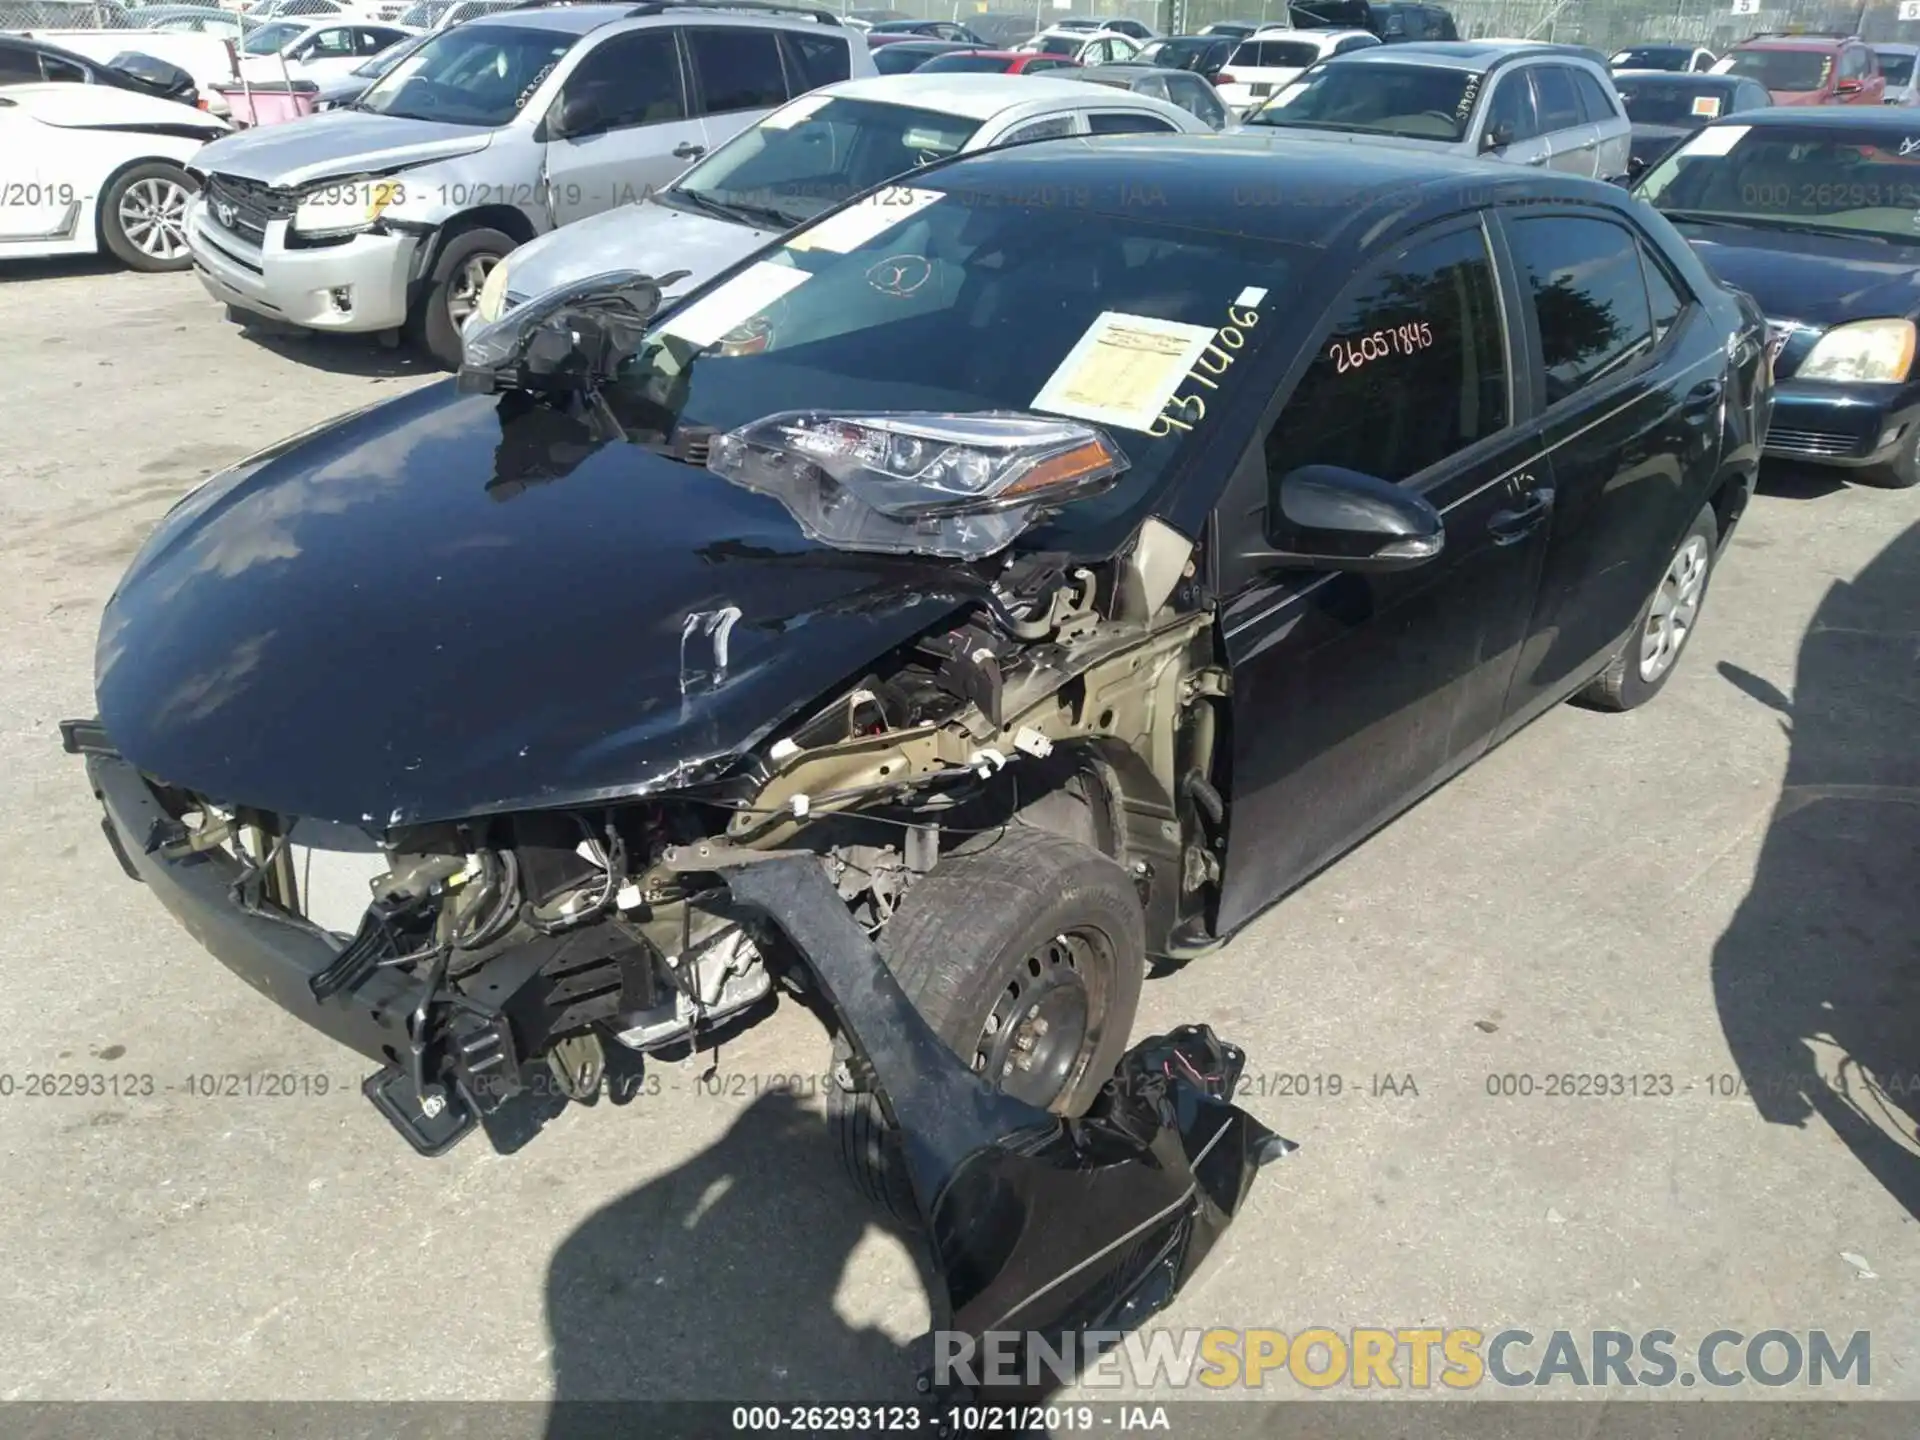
(687, 26), (786, 114)
(1531, 64), (1584, 134)
(1087, 109), (1178, 133)
(999, 112), (1077, 143)
(1572, 68), (1617, 121)
(780, 30), (849, 90)
(1507, 214), (1656, 404)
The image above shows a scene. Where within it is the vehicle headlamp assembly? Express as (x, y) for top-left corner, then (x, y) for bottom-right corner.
(1797, 318), (1917, 383)
(291, 177), (406, 237)
(707, 411), (1130, 560)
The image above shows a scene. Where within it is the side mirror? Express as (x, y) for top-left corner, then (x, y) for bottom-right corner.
(1481, 119), (1514, 151)
(1835, 76), (1861, 93)
(1627, 152), (1648, 180)
(1263, 464), (1444, 571)
(550, 91), (603, 140)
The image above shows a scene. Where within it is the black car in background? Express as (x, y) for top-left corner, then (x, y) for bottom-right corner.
(868, 37), (972, 73)
(1614, 70), (1772, 177)
(1065, 61), (1232, 126)
(866, 17), (986, 43)
(1609, 42), (1717, 73)
(1293, 0), (1458, 42)
(1137, 32), (1237, 81)
(1637, 108), (1920, 487)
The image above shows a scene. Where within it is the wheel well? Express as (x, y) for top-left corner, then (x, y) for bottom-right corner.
(90, 156), (190, 248)
(425, 205), (537, 271)
(1707, 466), (1753, 547)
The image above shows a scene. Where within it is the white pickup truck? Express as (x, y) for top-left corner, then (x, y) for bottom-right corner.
(15, 27), (239, 108)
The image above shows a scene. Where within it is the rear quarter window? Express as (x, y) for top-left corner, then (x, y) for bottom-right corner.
(781, 31), (851, 90)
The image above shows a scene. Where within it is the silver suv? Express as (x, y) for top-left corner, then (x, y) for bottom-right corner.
(184, 0), (875, 364)
(1245, 40), (1632, 183)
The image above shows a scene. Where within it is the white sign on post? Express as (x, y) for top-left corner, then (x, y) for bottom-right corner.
(1901, 0), (1920, 21)
(1730, 0), (1759, 14)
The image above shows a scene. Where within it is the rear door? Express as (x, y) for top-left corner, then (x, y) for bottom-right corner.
(1214, 218), (1555, 932)
(1569, 65), (1628, 179)
(1533, 64), (1599, 176)
(685, 25), (793, 150)
(543, 29), (705, 226)
(1493, 208), (1717, 734)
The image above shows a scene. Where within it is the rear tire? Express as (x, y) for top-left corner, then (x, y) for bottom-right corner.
(1576, 502), (1718, 712)
(100, 162), (197, 272)
(829, 826), (1146, 1224)
(408, 226), (513, 369)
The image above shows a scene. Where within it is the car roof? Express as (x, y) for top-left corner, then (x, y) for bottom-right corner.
(1873, 41), (1920, 54)
(873, 37), (966, 51)
(924, 131), (1621, 245)
(1706, 105), (1920, 131)
(475, 2), (844, 34)
(1330, 38), (1599, 71)
(1071, 63), (1197, 81)
(1734, 35), (1850, 51)
(1613, 70), (1744, 86)
(825, 70), (1161, 116)
(1615, 42), (1695, 53)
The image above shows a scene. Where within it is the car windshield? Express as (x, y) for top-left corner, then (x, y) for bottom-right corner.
(1720, 47), (1832, 92)
(241, 19), (305, 52)
(917, 51), (1010, 72)
(1614, 77), (1736, 124)
(355, 23), (571, 124)
(1140, 37), (1225, 69)
(396, 0), (449, 24)
(1248, 61), (1472, 140)
(606, 182), (1304, 551)
(1611, 46), (1687, 71)
(672, 98), (983, 228)
(1638, 125), (1920, 244)
(1032, 34), (1079, 54)
(1879, 51), (1916, 85)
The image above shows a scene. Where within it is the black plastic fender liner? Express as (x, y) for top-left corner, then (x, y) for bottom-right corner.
(709, 853), (1293, 1397)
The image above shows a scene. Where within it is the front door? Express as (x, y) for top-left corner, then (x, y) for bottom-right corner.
(1479, 68), (1548, 168)
(543, 28), (708, 226)
(1214, 218), (1555, 934)
(1494, 209), (1718, 734)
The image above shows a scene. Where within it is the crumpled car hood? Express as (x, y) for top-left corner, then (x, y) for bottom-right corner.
(95, 382), (976, 829)
(500, 195), (773, 307)
(188, 110), (492, 188)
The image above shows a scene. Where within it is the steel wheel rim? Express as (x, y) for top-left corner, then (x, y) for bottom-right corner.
(120, 177), (191, 260)
(445, 252), (499, 329)
(971, 928), (1110, 1109)
(1639, 534), (1709, 682)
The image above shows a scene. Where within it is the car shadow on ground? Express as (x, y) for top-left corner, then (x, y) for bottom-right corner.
(1711, 518), (1920, 1222)
(0, 256), (124, 285)
(541, 1089), (927, 1431)
(1756, 461), (1852, 502)
(234, 322), (435, 380)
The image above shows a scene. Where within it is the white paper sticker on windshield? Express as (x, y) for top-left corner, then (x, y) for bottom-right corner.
(1235, 286), (1268, 308)
(759, 92), (833, 130)
(785, 186), (943, 253)
(658, 260), (810, 348)
(1682, 123), (1749, 157)
(1030, 312), (1220, 434)
(1691, 94), (1723, 118)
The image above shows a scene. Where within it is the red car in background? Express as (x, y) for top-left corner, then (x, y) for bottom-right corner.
(912, 47), (1084, 73)
(1716, 33), (1887, 105)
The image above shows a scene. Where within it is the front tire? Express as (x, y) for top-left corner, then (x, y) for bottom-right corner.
(1576, 502), (1718, 712)
(100, 162), (197, 272)
(409, 226), (513, 369)
(1860, 430), (1920, 488)
(829, 826), (1146, 1223)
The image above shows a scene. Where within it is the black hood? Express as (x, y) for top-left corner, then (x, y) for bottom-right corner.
(1672, 218), (1920, 329)
(95, 383), (977, 829)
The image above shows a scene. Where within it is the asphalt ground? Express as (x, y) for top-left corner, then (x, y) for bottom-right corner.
(0, 259), (1914, 1414)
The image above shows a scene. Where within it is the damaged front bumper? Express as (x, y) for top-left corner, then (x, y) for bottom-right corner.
(79, 744), (1289, 1388)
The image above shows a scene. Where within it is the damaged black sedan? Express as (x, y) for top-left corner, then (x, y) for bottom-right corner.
(67, 134), (1766, 1372)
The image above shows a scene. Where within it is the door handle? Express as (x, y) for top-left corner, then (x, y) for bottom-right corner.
(673, 142), (706, 158)
(1524, 153), (1548, 165)
(1489, 486), (1555, 544)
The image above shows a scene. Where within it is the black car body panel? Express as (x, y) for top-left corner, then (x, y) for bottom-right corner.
(94, 381), (980, 828)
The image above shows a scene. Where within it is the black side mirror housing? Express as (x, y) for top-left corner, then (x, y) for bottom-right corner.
(1261, 464), (1444, 572)
(1481, 120), (1514, 152)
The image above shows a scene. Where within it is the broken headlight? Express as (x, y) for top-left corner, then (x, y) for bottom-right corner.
(706, 411), (1129, 560)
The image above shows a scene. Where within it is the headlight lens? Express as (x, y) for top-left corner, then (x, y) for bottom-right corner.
(472, 254), (512, 327)
(291, 178), (404, 237)
(1797, 318), (1917, 383)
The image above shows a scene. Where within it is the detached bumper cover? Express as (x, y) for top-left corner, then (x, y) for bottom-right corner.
(711, 852), (1291, 1395)
(83, 749), (413, 1066)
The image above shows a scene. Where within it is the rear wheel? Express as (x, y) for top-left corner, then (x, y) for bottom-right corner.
(101, 162), (197, 272)
(829, 826), (1145, 1224)
(409, 226), (514, 369)
(1576, 502), (1718, 712)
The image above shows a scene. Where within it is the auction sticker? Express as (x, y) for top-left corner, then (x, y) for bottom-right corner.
(1691, 95), (1723, 118)
(1031, 312), (1219, 434)
(785, 186), (942, 254)
(760, 92), (833, 130)
(659, 260), (810, 348)
(1680, 124), (1749, 157)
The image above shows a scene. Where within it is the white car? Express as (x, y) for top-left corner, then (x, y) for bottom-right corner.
(1016, 26), (1141, 65)
(472, 72), (1213, 324)
(1215, 27), (1378, 112)
(235, 16), (417, 82)
(0, 82), (229, 269)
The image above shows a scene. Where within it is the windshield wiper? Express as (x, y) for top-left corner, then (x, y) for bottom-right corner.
(1659, 208), (1907, 244)
(667, 187), (797, 230)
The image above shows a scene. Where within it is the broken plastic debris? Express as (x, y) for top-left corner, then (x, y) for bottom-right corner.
(1012, 727), (1053, 758)
(1841, 1251), (1878, 1279)
(769, 737), (801, 763)
(966, 748), (1008, 777)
